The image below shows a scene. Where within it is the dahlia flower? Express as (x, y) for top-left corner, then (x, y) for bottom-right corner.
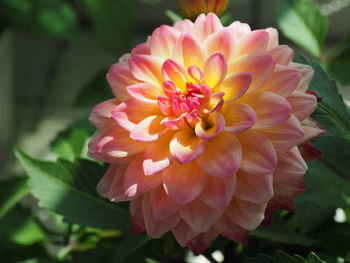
(88, 13), (324, 254)
(177, 0), (229, 19)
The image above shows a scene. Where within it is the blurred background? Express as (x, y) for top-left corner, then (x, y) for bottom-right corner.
(0, 0), (350, 262)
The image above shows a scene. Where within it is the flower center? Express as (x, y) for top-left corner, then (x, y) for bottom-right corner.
(158, 81), (212, 118)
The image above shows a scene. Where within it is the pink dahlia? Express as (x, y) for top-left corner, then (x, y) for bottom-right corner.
(88, 13), (324, 254)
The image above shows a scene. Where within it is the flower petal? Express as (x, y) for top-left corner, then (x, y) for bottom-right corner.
(258, 65), (301, 97)
(129, 54), (164, 85)
(287, 92), (317, 121)
(131, 42), (150, 55)
(298, 141), (323, 161)
(89, 99), (119, 128)
(187, 228), (219, 255)
(193, 13), (223, 40)
(215, 215), (249, 244)
(127, 82), (161, 103)
(261, 116), (305, 152)
(220, 72), (252, 101)
(150, 185), (180, 220)
(268, 45), (294, 65)
(108, 165), (135, 202)
(195, 112), (226, 140)
(200, 176), (236, 208)
(203, 52), (227, 88)
(291, 62), (314, 93)
(265, 28), (278, 49)
(173, 32), (206, 69)
(163, 161), (208, 204)
(150, 25), (180, 58)
(170, 129), (207, 164)
(180, 198), (223, 232)
(273, 175), (305, 197)
(237, 130), (277, 175)
(130, 197), (146, 233)
(130, 115), (168, 142)
(228, 52), (276, 90)
(235, 171), (273, 203)
(274, 146), (307, 182)
(172, 220), (197, 247)
(162, 59), (188, 90)
(225, 197), (267, 230)
(173, 19), (194, 32)
(302, 118), (325, 140)
(228, 21), (251, 38)
(197, 132), (242, 178)
(222, 102), (257, 133)
(239, 91), (291, 129)
(161, 115), (187, 130)
(143, 134), (174, 176)
(88, 124), (147, 162)
(235, 30), (269, 57)
(112, 98), (160, 132)
(97, 164), (133, 202)
(204, 28), (236, 59)
(142, 193), (181, 238)
(124, 155), (163, 197)
(107, 63), (136, 100)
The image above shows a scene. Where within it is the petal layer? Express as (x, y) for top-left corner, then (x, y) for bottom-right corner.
(163, 162), (208, 204)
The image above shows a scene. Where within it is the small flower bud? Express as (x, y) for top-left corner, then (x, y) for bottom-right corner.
(177, 0), (229, 20)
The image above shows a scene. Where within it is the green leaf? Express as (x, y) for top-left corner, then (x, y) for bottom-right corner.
(51, 128), (89, 162)
(165, 10), (182, 23)
(294, 202), (335, 234)
(50, 118), (101, 162)
(0, 177), (29, 219)
(81, 0), (134, 54)
(323, 28), (350, 84)
(294, 54), (350, 142)
(243, 251), (327, 263)
(251, 216), (318, 246)
(0, 205), (46, 246)
(112, 235), (150, 263)
(15, 149), (130, 230)
(312, 136), (350, 177)
(294, 160), (350, 208)
(323, 60), (350, 85)
(74, 70), (113, 108)
(306, 253), (324, 263)
(327, 26), (350, 60)
(277, 0), (328, 58)
(18, 259), (68, 263)
(0, 0), (79, 39)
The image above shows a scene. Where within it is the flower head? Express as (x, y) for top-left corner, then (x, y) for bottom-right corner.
(177, 0), (229, 19)
(88, 13), (324, 254)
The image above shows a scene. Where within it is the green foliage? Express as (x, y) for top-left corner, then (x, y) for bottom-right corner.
(277, 0), (328, 58)
(251, 216), (318, 246)
(0, 206), (47, 246)
(244, 250), (326, 263)
(15, 149), (129, 230)
(324, 28), (350, 84)
(0, 177), (29, 219)
(81, 0), (134, 54)
(165, 10), (182, 23)
(111, 235), (151, 263)
(74, 70), (113, 108)
(295, 54), (350, 142)
(50, 128), (89, 162)
(0, 0), (79, 39)
(294, 159), (350, 209)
